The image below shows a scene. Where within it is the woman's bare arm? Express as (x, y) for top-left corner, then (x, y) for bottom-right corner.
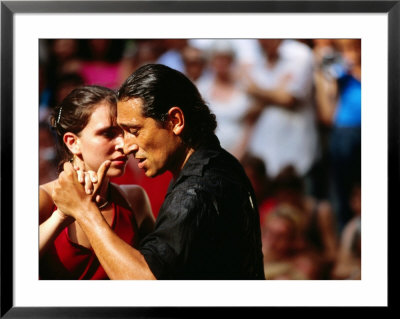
(39, 184), (74, 258)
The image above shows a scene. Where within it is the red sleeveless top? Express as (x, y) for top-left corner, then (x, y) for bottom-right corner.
(39, 202), (138, 280)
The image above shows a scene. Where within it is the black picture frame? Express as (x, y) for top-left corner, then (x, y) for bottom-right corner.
(1, 1), (395, 317)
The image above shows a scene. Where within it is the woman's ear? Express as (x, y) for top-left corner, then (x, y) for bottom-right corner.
(63, 132), (81, 155)
(168, 106), (185, 136)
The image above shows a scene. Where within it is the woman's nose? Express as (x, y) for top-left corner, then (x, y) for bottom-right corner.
(115, 135), (124, 151)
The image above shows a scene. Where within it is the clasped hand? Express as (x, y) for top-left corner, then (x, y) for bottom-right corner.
(52, 159), (111, 219)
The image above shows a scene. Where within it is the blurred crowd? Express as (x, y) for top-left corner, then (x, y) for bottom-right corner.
(39, 38), (361, 280)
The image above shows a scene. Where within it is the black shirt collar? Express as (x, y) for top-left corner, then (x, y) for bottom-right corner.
(166, 135), (221, 193)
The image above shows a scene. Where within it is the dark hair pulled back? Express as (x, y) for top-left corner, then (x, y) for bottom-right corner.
(118, 64), (217, 148)
(50, 85), (117, 171)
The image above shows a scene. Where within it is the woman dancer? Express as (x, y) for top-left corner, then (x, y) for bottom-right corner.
(39, 85), (154, 279)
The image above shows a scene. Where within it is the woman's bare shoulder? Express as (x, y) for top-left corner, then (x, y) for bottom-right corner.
(40, 180), (57, 195)
(114, 184), (153, 219)
(117, 184), (147, 203)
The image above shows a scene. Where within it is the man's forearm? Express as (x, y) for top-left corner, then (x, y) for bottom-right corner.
(76, 204), (156, 280)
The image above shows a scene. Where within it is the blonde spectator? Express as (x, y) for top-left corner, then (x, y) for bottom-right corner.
(197, 40), (253, 159)
(262, 204), (322, 280)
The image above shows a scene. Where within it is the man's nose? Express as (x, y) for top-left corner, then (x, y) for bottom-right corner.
(123, 135), (138, 155)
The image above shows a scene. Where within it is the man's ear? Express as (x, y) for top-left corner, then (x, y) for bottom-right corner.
(63, 132), (81, 155)
(168, 106), (185, 135)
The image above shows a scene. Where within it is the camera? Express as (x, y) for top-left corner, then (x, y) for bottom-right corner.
(320, 52), (347, 79)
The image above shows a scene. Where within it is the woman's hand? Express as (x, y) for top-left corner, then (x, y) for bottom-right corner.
(72, 156), (98, 195)
(92, 160), (112, 204)
(72, 157), (111, 204)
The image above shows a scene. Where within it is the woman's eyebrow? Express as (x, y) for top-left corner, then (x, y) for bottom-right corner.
(96, 125), (120, 134)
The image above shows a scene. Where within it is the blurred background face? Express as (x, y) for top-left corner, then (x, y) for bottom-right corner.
(262, 217), (294, 259)
(51, 39), (78, 61)
(163, 39), (187, 51)
(312, 39), (334, 48)
(135, 40), (162, 66)
(211, 53), (233, 77)
(182, 46), (206, 81)
(258, 39), (282, 58)
(334, 39), (361, 68)
(88, 39), (112, 59)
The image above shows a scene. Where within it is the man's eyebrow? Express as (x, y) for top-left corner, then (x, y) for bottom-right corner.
(118, 122), (140, 130)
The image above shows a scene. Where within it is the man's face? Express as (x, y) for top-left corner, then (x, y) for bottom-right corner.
(117, 97), (180, 178)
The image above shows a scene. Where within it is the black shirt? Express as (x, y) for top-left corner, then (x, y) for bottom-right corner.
(139, 136), (265, 279)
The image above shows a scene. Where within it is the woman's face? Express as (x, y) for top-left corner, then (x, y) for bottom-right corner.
(74, 102), (127, 177)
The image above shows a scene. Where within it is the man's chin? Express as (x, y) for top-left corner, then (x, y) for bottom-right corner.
(144, 170), (156, 178)
(145, 166), (169, 179)
(144, 167), (164, 178)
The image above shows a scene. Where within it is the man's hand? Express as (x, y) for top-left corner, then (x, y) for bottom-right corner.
(52, 162), (93, 219)
(52, 160), (111, 219)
